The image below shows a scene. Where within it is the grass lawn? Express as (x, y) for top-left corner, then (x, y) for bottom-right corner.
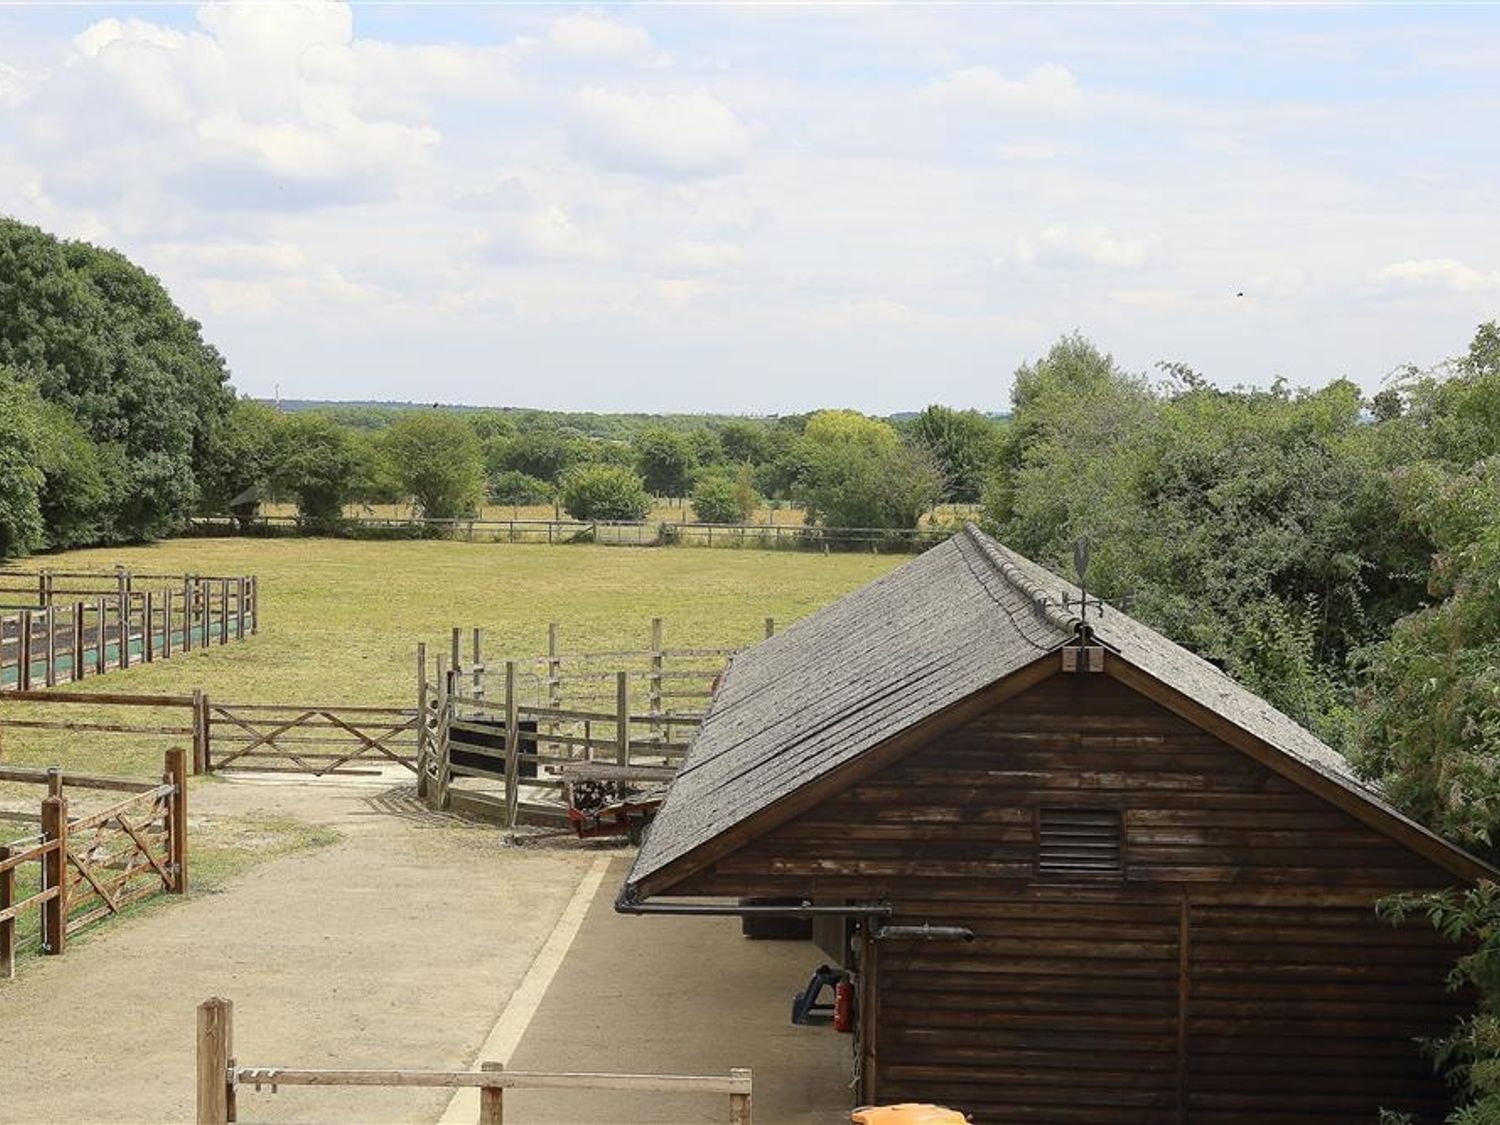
(0, 537), (904, 773)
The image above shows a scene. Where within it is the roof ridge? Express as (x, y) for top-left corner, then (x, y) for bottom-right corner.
(962, 523), (1081, 639)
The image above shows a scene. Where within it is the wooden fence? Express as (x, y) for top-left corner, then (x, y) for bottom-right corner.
(0, 568), (258, 691)
(415, 620), (759, 822)
(0, 748), (188, 979)
(186, 512), (951, 553)
(196, 997), (752, 1124)
(0, 691), (416, 778)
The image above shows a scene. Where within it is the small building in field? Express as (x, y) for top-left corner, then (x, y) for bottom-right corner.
(619, 524), (1493, 1124)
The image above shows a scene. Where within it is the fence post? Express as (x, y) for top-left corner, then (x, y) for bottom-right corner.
(71, 601), (84, 680)
(41, 792), (67, 956)
(480, 1061), (505, 1125)
(415, 643), (429, 799)
(18, 610), (31, 692)
(196, 997), (234, 1125)
(433, 656), (450, 809)
(471, 627), (484, 703)
(236, 577), (246, 641)
(450, 627), (462, 677)
(143, 592), (155, 663)
(95, 598), (107, 675)
(650, 617), (664, 738)
(220, 578), (230, 645)
(167, 747), (189, 893)
(117, 591), (129, 669)
(0, 843), (13, 979)
(765, 617), (776, 640)
(547, 622), (561, 754)
(43, 605), (56, 686)
(616, 671), (629, 766)
(164, 589), (174, 660)
(504, 661), (518, 828)
(730, 1068), (752, 1125)
(183, 579), (195, 653)
(192, 689), (208, 775)
(249, 575), (259, 636)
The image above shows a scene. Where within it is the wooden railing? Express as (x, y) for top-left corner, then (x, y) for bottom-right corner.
(196, 997), (752, 1124)
(0, 569), (258, 691)
(0, 691), (415, 779)
(206, 703), (419, 776)
(0, 749), (188, 979)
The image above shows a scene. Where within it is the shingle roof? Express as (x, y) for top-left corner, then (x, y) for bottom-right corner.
(625, 524), (1483, 892)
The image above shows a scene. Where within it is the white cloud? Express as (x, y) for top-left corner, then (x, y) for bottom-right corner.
(569, 86), (751, 178)
(0, 62), (41, 108)
(657, 239), (745, 274)
(920, 64), (1080, 112)
(1011, 224), (1153, 270)
(550, 10), (655, 59)
(486, 205), (609, 265)
(1377, 258), (1499, 294)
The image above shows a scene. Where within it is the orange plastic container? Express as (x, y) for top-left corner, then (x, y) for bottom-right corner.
(850, 1105), (969, 1124)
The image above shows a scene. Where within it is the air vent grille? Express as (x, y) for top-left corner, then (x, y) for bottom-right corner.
(1037, 808), (1124, 878)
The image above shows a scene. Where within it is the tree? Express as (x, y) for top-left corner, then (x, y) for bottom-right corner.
(691, 467), (759, 523)
(488, 470), (554, 507)
(0, 217), (233, 540)
(381, 412), (485, 519)
(796, 411), (943, 529)
(560, 465), (651, 521)
(271, 413), (360, 525)
(0, 371), (44, 559)
(199, 398), (280, 515)
(486, 426), (582, 483)
(633, 427), (697, 498)
(718, 420), (774, 466)
(906, 405), (1004, 503)
(34, 400), (116, 548)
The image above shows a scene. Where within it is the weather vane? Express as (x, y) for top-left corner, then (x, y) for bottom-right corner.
(1063, 536), (1106, 622)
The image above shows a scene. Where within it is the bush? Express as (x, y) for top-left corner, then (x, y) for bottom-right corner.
(560, 465), (651, 521)
(488, 470), (554, 507)
(691, 468), (759, 524)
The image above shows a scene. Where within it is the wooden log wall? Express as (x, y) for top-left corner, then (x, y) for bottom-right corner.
(671, 673), (1466, 1124)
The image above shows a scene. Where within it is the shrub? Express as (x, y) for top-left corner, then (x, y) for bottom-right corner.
(560, 465), (651, 521)
(381, 411), (485, 519)
(691, 468), (759, 524)
(488, 470), (554, 507)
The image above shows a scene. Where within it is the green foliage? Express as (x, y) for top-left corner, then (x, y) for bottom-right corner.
(34, 399), (117, 548)
(485, 426), (583, 484)
(718, 420), (775, 466)
(633, 427), (698, 497)
(271, 413), (360, 525)
(380, 411), (485, 519)
(0, 217), (233, 540)
(488, 470), (554, 507)
(691, 467), (760, 524)
(797, 411), (943, 529)
(559, 464), (652, 521)
(1380, 883), (1500, 1123)
(201, 398), (281, 515)
(906, 405), (1004, 503)
(0, 370), (45, 558)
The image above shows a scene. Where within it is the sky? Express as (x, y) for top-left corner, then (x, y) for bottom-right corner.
(1, 3), (1497, 414)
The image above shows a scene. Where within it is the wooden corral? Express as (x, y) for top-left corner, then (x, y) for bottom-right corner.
(415, 620), (764, 824)
(623, 525), (1494, 1123)
(0, 748), (188, 978)
(0, 568), (258, 691)
(195, 997), (754, 1125)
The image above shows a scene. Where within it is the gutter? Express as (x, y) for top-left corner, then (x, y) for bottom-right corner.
(614, 886), (892, 919)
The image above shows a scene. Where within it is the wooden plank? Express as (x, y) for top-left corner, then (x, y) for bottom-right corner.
(40, 795), (66, 955)
(223, 1067), (752, 1093)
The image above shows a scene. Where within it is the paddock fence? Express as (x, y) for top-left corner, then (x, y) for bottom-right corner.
(416, 619), (762, 823)
(196, 997), (753, 1125)
(0, 568), (258, 691)
(0, 691), (417, 779)
(185, 513), (952, 553)
(0, 748), (188, 979)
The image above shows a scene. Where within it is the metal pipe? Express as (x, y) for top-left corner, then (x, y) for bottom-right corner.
(615, 890), (891, 918)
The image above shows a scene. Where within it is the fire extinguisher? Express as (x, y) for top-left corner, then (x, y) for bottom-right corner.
(834, 978), (855, 1033)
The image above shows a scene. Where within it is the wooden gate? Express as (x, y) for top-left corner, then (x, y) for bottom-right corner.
(206, 703), (420, 776)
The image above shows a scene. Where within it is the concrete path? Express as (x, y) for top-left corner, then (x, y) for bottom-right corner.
(493, 857), (854, 1124)
(0, 779), (599, 1124)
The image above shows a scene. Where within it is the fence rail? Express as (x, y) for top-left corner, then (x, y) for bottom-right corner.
(1, 749), (188, 979)
(0, 569), (258, 691)
(185, 513), (951, 553)
(196, 997), (752, 1124)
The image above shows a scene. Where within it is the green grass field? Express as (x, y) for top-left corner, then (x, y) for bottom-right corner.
(0, 537), (903, 773)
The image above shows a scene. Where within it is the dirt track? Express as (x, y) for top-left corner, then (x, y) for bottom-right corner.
(0, 777), (607, 1124)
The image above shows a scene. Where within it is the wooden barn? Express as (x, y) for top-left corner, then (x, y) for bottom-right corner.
(619, 524), (1494, 1124)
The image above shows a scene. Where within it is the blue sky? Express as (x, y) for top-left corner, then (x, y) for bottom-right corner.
(1, 3), (1497, 412)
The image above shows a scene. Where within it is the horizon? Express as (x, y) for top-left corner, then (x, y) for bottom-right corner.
(2, 2), (1496, 412)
